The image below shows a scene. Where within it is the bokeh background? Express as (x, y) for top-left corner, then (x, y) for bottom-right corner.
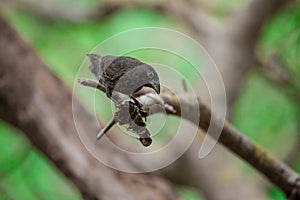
(0, 0), (299, 199)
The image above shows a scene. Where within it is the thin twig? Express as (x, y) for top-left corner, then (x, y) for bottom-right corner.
(77, 78), (105, 92)
(97, 119), (116, 140)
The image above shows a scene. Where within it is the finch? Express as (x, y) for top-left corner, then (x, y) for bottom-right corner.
(87, 54), (160, 99)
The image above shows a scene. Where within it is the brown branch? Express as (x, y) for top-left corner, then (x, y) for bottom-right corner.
(78, 75), (300, 199)
(164, 88), (300, 199)
(0, 15), (179, 200)
(158, 95), (300, 199)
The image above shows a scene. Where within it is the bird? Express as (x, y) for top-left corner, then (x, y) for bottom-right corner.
(87, 54), (160, 146)
(87, 54), (160, 100)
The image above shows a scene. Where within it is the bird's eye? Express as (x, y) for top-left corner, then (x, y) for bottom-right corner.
(147, 71), (154, 78)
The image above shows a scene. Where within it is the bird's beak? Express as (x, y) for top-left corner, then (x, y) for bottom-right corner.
(152, 82), (160, 94)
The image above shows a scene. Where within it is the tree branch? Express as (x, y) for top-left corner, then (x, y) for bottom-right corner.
(78, 73), (300, 199)
(0, 15), (179, 200)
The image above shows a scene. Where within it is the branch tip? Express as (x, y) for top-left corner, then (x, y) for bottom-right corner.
(97, 119), (116, 140)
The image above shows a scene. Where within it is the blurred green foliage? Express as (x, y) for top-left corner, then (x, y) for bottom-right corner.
(0, 2), (299, 200)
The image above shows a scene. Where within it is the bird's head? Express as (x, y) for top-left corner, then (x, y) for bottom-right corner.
(114, 62), (160, 95)
(138, 64), (160, 94)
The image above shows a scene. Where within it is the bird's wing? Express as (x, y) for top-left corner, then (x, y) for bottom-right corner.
(103, 56), (143, 81)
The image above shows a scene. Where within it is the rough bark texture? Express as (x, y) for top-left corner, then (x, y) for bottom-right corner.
(0, 16), (179, 200)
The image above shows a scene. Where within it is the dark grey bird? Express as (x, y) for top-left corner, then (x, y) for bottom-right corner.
(87, 54), (160, 146)
(87, 54), (160, 100)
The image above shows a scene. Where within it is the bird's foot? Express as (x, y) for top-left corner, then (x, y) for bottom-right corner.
(130, 96), (148, 121)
